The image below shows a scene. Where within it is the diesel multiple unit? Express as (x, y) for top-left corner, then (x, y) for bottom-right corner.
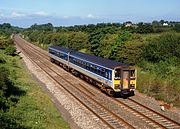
(48, 46), (136, 96)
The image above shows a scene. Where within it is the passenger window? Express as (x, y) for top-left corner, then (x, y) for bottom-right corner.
(105, 69), (108, 79)
(87, 63), (90, 70)
(109, 71), (112, 80)
(94, 66), (97, 73)
(97, 67), (100, 75)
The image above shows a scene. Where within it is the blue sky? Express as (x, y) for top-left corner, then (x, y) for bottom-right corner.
(0, 0), (179, 27)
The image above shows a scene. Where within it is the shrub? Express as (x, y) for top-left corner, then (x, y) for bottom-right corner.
(143, 33), (180, 62)
(0, 56), (6, 63)
(5, 45), (16, 56)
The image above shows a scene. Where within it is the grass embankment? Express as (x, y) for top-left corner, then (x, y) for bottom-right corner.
(0, 48), (70, 129)
(136, 33), (180, 107)
(137, 68), (180, 107)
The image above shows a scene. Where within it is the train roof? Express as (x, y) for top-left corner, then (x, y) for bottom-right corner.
(49, 45), (71, 53)
(49, 46), (130, 69)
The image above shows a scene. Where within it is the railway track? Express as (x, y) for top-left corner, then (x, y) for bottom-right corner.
(14, 35), (134, 128)
(113, 98), (180, 129)
(14, 35), (180, 129)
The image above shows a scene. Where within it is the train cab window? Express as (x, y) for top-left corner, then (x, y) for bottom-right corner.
(114, 69), (121, 80)
(130, 70), (135, 78)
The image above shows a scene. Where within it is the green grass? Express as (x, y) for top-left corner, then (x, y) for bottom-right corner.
(137, 67), (180, 107)
(0, 50), (70, 129)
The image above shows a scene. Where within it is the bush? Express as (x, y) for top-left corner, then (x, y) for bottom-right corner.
(143, 33), (180, 62)
(5, 45), (16, 56)
(174, 24), (180, 32)
(0, 112), (28, 129)
(0, 56), (6, 63)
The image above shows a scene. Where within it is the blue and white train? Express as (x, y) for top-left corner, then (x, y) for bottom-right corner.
(48, 46), (136, 96)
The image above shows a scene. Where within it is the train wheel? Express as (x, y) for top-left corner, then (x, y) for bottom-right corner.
(130, 91), (135, 96)
(107, 89), (114, 97)
(50, 58), (54, 63)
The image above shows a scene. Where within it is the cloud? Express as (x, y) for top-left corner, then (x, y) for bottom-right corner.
(63, 16), (69, 19)
(4, 11), (50, 18)
(11, 12), (26, 18)
(86, 14), (101, 19)
(34, 11), (49, 16)
(87, 14), (95, 18)
(0, 12), (4, 17)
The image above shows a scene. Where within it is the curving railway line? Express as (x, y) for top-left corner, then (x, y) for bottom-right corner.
(14, 34), (180, 129)
(14, 35), (133, 129)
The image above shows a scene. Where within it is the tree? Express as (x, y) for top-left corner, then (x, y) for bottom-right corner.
(143, 33), (180, 62)
(98, 34), (118, 58)
(174, 24), (180, 32)
(111, 31), (132, 61)
(116, 40), (144, 65)
(152, 20), (160, 27)
(30, 23), (53, 31)
(136, 23), (153, 34)
(67, 32), (89, 50)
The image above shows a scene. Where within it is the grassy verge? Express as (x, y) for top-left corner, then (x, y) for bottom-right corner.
(137, 67), (180, 107)
(0, 49), (70, 129)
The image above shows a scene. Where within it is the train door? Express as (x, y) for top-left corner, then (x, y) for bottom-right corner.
(122, 71), (129, 89)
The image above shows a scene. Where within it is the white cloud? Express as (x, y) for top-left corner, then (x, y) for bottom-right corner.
(6, 11), (49, 18)
(87, 14), (95, 18)
(86, 14), (101, 19)
(11, 12), (26, 18)
(0, 12), (4, 17)
(34, 11), (49, 16)
(63, 16), (69, 19)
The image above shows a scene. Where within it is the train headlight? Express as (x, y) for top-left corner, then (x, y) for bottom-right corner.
(114, 84), (120, 89)
(130, 84), (135, 89)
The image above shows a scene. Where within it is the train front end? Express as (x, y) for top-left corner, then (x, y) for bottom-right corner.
(113, 67), (136, 95)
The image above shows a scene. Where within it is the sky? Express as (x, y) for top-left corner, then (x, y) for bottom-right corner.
(0, 0), (179, 27)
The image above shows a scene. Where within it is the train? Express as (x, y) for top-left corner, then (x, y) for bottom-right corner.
(48, 46), (136, 96)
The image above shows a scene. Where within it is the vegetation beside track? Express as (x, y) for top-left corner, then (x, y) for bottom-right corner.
(22, 22), (180, 107)
(0, 25), (70, 129)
